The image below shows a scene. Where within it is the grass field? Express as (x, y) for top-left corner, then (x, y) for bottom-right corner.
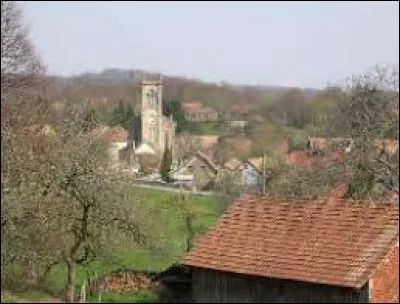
(87, 290), (158, 303)
(186, 121), (221, 135)
(1, 292), (17, 303)
(44, 186), (222, 296)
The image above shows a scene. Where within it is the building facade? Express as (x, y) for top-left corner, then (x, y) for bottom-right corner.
(181, 101), (219, 122)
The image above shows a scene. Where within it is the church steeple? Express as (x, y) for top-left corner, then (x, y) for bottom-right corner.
(135, 76), (176, 156)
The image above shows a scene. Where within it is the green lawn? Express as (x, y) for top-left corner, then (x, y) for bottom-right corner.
(87, 290), (158, 303)
(45, 187), (222, 295)
(12, 290), (53, 302)
(186, 121), (220, 135)
(1, 292), (17, 303)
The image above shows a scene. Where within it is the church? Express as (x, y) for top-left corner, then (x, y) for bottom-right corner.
(132, 77), (176, 155)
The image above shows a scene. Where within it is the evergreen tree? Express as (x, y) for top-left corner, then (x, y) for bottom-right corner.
(163, 99), (188, 133)
(160, 135), (173, 182)
(110, 100), (126, 127)
(81, 108), (99, 132)
(123, 102), (134, 130)
(160, 148), (172, 182)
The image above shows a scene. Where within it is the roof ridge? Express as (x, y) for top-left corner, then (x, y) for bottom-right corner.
(236, 194), (399, 206)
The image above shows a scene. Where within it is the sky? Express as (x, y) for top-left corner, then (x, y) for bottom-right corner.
(21, 1), (399, 88)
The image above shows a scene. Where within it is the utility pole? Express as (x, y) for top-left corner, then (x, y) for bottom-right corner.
(262, 151), (266, 195)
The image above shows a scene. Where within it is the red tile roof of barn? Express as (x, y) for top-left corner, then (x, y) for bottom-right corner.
(184, 195), (399, 288)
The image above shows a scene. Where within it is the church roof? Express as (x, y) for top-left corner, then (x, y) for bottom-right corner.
(135, 143), (157, 155)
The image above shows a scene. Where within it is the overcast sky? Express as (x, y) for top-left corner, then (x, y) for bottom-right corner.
(21, 1), (399, 88)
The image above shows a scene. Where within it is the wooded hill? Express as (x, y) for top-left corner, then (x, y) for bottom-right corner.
(45, 68), (320, 110)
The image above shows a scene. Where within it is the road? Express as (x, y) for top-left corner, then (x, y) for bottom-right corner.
(133, 182), (215, 196)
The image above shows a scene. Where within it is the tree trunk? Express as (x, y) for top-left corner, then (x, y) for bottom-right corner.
(66, 259), (76, 303)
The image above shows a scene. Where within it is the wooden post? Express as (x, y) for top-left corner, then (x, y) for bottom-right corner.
(80, 281), (86, 303)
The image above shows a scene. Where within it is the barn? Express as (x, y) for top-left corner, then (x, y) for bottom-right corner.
(184, 195), (399, 303)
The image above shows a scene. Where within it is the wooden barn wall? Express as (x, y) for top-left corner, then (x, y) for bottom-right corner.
(192, 268), (369, 303)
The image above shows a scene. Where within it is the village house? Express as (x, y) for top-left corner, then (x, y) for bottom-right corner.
(181, 101), (218, 122)
(229, 119), (248, 129)
(218, 158), (245, 189)
(172, 151), (219, 190)
(220, 157), (267, 190)
(226, 104), (250, 120)
(374, 139), (399, 156)
(286, 149), (346, 167)
(307, 137), (353, 155)
(242, 157), (266, 187)
(306, 137), (398, 161)
(184, 195), (399, 303)
(222, 157), (243, 171)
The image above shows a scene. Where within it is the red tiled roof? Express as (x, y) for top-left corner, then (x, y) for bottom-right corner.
(286, 150), (346, 167)
(370, 239), (399, 303)
(181, 101), (204, 112)
(185, 195), (399, 288)
(230, 104), (250, 114)
(93, 126), (128, 143)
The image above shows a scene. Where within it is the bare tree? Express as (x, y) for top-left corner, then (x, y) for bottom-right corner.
(1, 1), (51, 288)
(43, 106), (157, 302)
(174, 133), (201, 164)
(267, 162), (347, 198)
(1, 1), (44, 103)
(167, 191), (218, 253)
(1, 5), (155, 299)
(2, 104), (156, 302)
(328, 64), (399, 197)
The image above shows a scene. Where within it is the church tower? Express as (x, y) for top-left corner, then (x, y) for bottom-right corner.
(140, 77), (163, 151)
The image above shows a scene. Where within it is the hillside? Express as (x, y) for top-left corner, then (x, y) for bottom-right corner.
(46, 68), (320, 109)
